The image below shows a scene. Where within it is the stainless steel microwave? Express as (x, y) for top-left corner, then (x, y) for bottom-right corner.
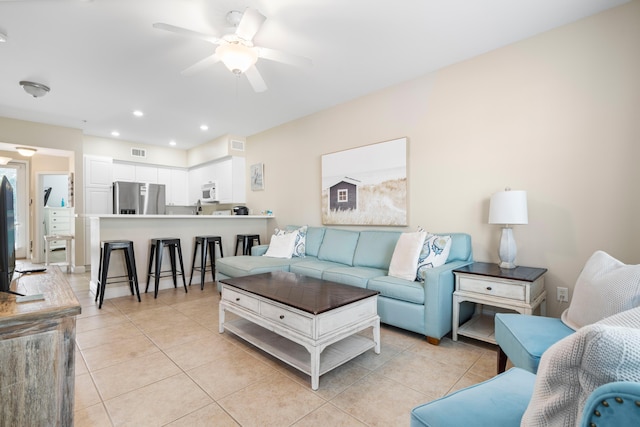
(201, 181), (219, 202)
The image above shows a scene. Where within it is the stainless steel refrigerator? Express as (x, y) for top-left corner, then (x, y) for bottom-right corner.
(113, 181), (166, 214)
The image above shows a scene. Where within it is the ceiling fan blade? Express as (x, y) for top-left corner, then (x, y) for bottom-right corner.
(257, 47), (312, 68)
(152, 23), (221, 44)
(181, 55), (220, 76)
(244, 66), (267, 93)
(235, 8), (266, 41)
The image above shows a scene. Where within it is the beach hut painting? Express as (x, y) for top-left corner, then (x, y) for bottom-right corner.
(321, 138), (407, 226)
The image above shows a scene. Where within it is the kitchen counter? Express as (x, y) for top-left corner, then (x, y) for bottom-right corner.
(87, 214), (276, 300)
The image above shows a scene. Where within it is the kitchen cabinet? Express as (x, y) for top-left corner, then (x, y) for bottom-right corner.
(158, 167), (188, 206)
(83, 155), (112, 187)
(113, 163), (135, 182)
(214, 156), (246, 204)
(135, 165), (158, 183)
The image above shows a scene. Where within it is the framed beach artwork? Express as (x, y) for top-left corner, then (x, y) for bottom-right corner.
(250, 162), (264, 191)
(321, 137), (407, 226)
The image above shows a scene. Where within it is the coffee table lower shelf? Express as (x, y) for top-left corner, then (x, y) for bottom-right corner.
(224, 318), (375, 381)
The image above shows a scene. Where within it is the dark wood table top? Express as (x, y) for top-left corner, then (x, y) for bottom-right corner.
(453, 262), (547, 283)
(220, 272), (379, 315)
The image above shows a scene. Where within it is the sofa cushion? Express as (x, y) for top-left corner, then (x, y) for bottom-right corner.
(416, 234), (452, 281)
(389, 231), (427, 281)
(317, 228), (360, 266)
(561, 250), (640, 330)
(290, 259), (344, 279)
(352, 230), (401, 269)
(367, 275), (425, 304)
(322, 266), (387, 289)
(446, 233), (473, 262)
(216, 255), (305, 277)
(305, 226), (326, 257)
(411, 368), (536, 427)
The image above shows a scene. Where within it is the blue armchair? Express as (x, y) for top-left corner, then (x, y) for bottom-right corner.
(411, 308), (640, 427)
(495, 250), (640, 374)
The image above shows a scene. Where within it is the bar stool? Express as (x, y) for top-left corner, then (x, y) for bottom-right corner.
(234, 234), (261, 255)
(44, 234), (74, 273)
(189, 235), (223, 290)
(95, 240), (141, 309)
(145, 238), (187, 298)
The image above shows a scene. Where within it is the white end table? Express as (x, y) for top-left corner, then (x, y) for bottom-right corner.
(452, 262), (547, 344)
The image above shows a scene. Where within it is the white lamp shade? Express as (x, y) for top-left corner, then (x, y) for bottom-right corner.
(488, 190), (528, 225)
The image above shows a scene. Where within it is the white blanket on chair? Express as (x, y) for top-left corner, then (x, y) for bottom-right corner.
(521, 306), (640, 427)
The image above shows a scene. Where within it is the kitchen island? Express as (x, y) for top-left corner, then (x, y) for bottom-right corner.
(87, 214), (275, 300)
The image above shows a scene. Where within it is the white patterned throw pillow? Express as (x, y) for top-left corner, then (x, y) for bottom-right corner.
(274, 225), (307, 258)
(415, 234), (452, 282)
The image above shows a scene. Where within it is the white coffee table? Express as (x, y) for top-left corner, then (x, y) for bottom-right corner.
(219, 271), (381, 390)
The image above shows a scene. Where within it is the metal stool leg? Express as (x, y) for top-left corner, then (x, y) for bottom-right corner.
(188, 238), (200, 286)
(176, 242), (187, 293)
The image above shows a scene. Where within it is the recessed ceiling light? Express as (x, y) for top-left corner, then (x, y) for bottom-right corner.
(111, 131), (120, 137)
(133, 110), (144, 117)
(169, 140), (177, 146)
(200, 124), (209, 131)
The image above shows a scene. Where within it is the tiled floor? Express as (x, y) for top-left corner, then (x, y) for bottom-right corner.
(66, 271), (498, 426)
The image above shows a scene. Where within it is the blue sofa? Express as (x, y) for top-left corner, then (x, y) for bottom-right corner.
(215, 227), (474, 344)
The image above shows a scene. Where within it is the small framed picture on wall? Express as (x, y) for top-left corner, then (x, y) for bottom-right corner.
(251, 162), (265, 191)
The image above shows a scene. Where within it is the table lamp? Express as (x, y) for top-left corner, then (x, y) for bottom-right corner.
(488, 188), (528, 269)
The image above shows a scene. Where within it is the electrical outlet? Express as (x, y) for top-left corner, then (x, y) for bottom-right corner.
(557, 287), (569, 302)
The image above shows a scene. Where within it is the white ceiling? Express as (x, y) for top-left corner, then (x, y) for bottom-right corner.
(0, 0), (628, 149)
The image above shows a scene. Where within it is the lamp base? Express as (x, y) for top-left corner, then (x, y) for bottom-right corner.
(498, 227), (518, 269)
(499, 260), (517, 269)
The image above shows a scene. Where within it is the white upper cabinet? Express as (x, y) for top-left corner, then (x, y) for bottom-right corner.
(158, 167), (188, 206)
(84, 155), (113, 187)
(113, 163), (135, 182)
(214, 156), (246, 204)
(135, 165), (158, 183)
(187, 156), (245, 205)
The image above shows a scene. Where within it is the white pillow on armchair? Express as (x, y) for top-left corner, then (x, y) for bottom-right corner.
(561, 250), (640, 330)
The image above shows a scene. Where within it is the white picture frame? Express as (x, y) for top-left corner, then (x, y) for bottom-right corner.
(250, 162), (265, 191)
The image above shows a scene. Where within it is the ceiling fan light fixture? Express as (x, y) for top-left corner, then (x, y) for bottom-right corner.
(216, 42), (258, 75)
(16, 147), (37, 157)
(19, 81), (50, 98)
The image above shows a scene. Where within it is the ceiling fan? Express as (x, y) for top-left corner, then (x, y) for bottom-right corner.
(153, 7), (311, 93)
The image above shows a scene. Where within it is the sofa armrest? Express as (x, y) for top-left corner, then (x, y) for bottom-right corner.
(251, 244), (269, 256)
(423, 260), (474, 340)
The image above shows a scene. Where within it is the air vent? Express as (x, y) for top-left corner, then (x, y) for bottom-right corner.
(131, 148), (147, 158)
(230, 139), (245, 151)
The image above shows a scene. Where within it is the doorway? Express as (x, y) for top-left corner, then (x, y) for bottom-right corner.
(35, 173), (72, 264)
(0, 162), (29, 259)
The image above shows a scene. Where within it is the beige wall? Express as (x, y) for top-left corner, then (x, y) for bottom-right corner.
(245, 1), (640, 317)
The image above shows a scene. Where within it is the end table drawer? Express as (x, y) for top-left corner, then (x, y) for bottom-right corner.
(459, 277), (525, 301)
(261, 303), (312, 336)
(223, 288), (260, 313)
